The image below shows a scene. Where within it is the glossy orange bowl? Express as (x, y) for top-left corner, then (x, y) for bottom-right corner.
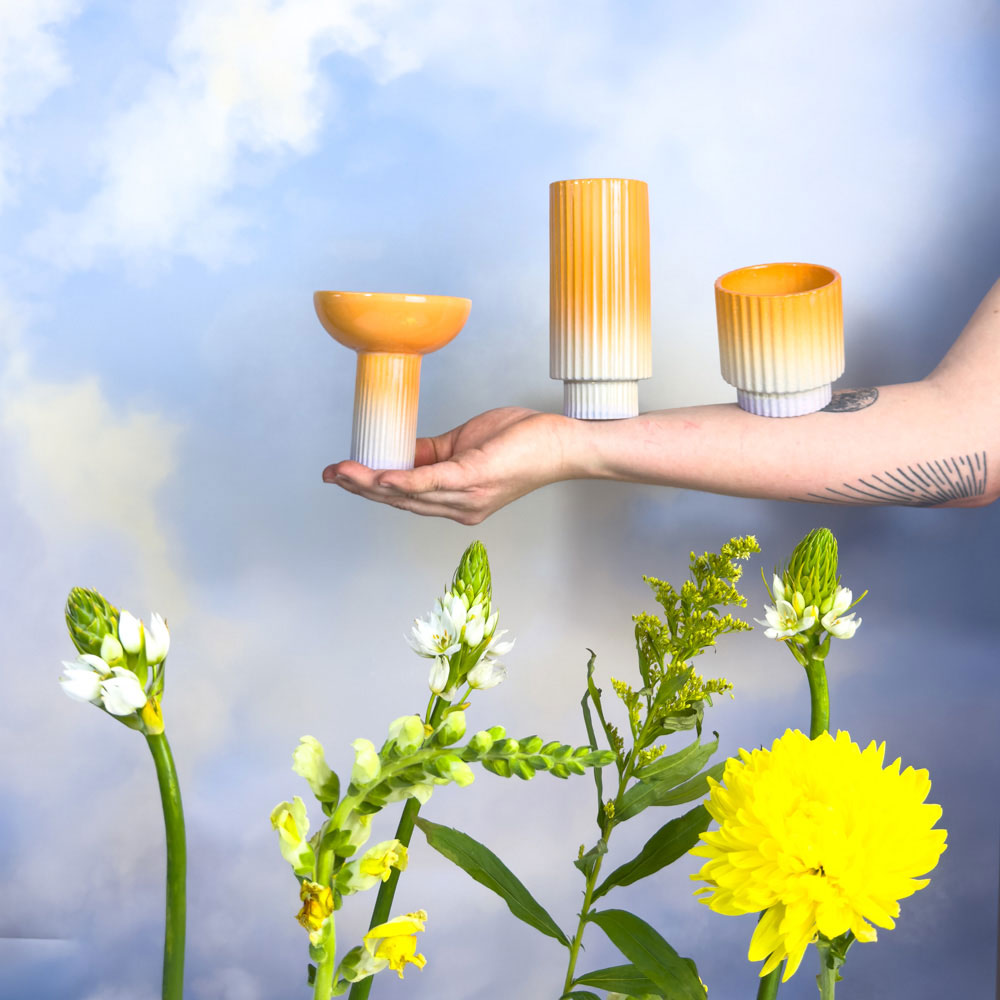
(314, 291), (471, 355)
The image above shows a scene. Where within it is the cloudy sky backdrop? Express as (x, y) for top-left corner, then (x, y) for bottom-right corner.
(0, 2), (998, 998)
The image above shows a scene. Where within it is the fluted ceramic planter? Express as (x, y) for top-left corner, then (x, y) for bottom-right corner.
(550, 178), (652, 419)
(715, 262), (844, 417)
(314, 291), (471, 469)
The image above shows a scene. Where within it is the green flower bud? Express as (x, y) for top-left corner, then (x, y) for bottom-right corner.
(387, 715), (425, 755)
(435, 710), (467, 746)
(468, 730), (494, 754)
(486, 725), (506, 741)
(451, 540), (492, 611)
(100, 633), (125, 666)
(350, 739), (381, 786)
(434, 754), (475, 786)
(495, 738), (520, 756)
(65, 587), (119, 656)
(784, 528), (839, 609)
(511, 758), (535, 780)
(292, 736), (340, 804)
(520, 736), (543, 754)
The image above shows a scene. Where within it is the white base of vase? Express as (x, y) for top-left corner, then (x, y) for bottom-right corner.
(351, 353), (421, 469)
(564, 380), (639, 419)
(736, 383), (832, 417)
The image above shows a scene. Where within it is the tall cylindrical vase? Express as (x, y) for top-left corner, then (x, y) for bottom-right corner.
(550, 178), (652, 419)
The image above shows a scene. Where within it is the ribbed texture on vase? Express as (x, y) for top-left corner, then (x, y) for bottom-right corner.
(352, 352), (421, 469)
(737, 383), (832, 417)
(715, 263), (843, 402)
(550, 178), (652, 384)
(564, 380), (639, 419)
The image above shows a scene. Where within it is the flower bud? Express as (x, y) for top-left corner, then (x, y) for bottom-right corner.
(435, 711), (466, 746)
(341, 811), (373, 851)
(451, 540), (492, 612)
(350, 738), (381, 786)
(388, 715), (425, 755)
(99, 634), (125, 666)
(117, 610), (144, 655)
(468, 730), (494, 755)
(486, 725), (506, 741)
(270, 796), (315, 876)
(65, 587), (119, 656)
(293, 736), (340, 803)
(784, 528), (839, 610)
(433, 754), (475, 786)
(145, 612), (170, 665)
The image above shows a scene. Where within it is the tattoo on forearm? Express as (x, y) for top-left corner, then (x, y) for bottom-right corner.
(822, 387), (879, 412)
(795, 451), (988, 506)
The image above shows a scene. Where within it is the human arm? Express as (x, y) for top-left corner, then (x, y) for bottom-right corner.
(323, 277), (1000, 523)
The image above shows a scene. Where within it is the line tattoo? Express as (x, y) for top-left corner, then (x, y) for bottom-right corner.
(794, 451), (988, 506)
(822, 387), (879, 412)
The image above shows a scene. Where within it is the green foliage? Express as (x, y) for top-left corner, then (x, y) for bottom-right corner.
(587, 909), (705, 1000)
(415, 817), (570, 947)
(571, 963), (665, 995)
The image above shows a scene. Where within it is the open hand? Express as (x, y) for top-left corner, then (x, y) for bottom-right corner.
(322, 407), (578, 524)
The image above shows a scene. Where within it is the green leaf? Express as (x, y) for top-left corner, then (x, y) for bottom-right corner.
(651, 761), (726, 807)
(573, 838), (608, 877)
(580, 650), (605, 810)
(588, 909), (705, 1000)
(560, 992), (602, 1000)
(617, 736), (719, 821)
(573, 962), (663, 994)
(591, 806), (712, 902)
(415, 817), (570, 947)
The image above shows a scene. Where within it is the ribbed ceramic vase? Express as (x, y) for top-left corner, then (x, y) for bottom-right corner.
(314, 291), (471, 469)
(550, 178), (651, 419)
(715, 262), (843, 417)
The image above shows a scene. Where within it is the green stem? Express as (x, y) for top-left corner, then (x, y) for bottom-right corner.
(312, 919), (338, 1000)
(804, 655), (830, 738)
(146, 733), (186, 1000)
(755, 964), (784, 1000)
(816, 940), (838, 1000)
(347, 697), (448, 1000)
(562, 850), (606, 993)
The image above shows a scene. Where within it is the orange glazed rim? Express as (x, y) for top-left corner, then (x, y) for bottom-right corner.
(715, 262), (840, 298)
(314, 290), (471, 305)
(549, 177), (647, 187)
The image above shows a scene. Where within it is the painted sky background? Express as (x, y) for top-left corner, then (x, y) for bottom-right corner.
(0, 1), (998, 998)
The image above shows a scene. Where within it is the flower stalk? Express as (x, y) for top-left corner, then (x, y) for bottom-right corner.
(146, 732), (186, 1000)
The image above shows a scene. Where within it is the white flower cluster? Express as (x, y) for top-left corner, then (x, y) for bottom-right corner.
(757, 576), (861, 641)
(407, 590), (514, 698)
(60, 610), (170, 716)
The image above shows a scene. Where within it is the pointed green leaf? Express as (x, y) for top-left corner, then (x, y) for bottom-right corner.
(588, 909), (705, 1000)
(591, 806), (712, 902)
(573, 962), (663, 994)
(651, 761), (726, 807)
(617, 736), (719, 821)
(580, 650), (605, 810)
(416, 817), (570, 947)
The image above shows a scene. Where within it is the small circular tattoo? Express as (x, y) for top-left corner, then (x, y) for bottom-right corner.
(822, 387), (879, 413)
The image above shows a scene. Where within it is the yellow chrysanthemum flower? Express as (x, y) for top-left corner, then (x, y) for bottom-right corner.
(690, 729), (947, 982)
(363, 910), (428, 979)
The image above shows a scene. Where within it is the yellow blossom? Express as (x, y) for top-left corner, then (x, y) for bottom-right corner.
(690, 729), (947, 982)
(296, 880), (334, 943)
(363, 910), (428, 979)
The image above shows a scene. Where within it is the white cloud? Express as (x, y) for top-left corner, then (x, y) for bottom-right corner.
(29, 0), (417, 268)
(0, 0), (81, 207)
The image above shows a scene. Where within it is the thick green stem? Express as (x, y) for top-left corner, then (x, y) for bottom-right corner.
(347, 698), (448, 1000)
(816, 940), (838, 999)
(804, 656), (830, 738)
(755, 964), (784, 1000)
(146, 733), (186, 1000)
(312, 919), (338, 1000)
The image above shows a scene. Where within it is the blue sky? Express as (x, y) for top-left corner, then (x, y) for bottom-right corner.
(0, 2), (998, 999)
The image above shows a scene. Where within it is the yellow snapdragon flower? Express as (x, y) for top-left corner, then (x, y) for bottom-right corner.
(362, 909), (428, 979)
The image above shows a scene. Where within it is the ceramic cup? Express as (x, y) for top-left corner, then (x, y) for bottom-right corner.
(314, 291), (471, 469)
(714, 262), (844, 417)
(550, 178), (652, 419)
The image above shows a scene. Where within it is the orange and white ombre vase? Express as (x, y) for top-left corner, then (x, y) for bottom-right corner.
(314, 291), (471, 469)
(550, 178), (652, 419)
(715, 262), (844, 417)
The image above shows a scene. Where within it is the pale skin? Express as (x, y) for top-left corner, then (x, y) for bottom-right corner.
(323, 277), (1000, 524)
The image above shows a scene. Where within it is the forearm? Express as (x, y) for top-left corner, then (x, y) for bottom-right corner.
(573, 380), (994, 507)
